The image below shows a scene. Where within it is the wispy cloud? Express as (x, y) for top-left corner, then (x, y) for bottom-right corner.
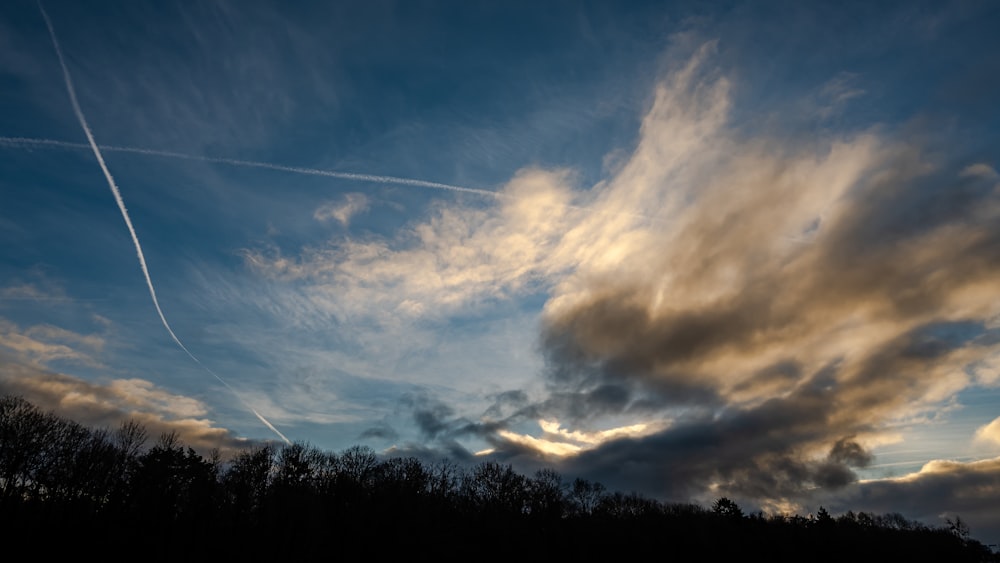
(243, 167), (579, 323)
(0, 317), (104, 368)
(0, 283), (51, 301)
(314, 192), (370, 226)
(816, 72), (865, 119)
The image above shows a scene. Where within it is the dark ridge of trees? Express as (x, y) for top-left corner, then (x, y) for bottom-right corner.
(1, 395), (996, 561)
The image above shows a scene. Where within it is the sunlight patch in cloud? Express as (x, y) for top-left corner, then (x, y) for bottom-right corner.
(107, 378), (208, 418)
(539, 419), (662, 445)
(496, 418), (667, 458)
(497, 430), (583, 457)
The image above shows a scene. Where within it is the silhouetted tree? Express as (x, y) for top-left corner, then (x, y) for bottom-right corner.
(221, 443), (274, 524)
(0, 395), (56, 503)
(527, 468), (565, 520)
(712, 497), (744, 519)
(598, 491), (664, 519)
(128, 432), (219, 530)
(462, 461), (528, 516)
(2, 395), (998, 561)
(815, 506), (832, 523)
(567, 477), (605, 516)
(948, 515), (971, 542)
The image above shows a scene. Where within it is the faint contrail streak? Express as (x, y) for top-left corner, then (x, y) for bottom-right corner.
(37, 1), (290, 444)
(1, 135), (659, 225)
(0, 136), (502, 199)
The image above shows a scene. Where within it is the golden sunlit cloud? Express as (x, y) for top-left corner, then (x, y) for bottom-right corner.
(495, 419), (668, 458)
(975, 417), (1000, 446)
(0, 359), (253, 453)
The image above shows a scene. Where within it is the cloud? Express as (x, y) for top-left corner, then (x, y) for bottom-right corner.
(483, 389), (530, 420)
(0, 274), (79, 305)
(492, 418), (667, 459)
(482, 382), (878, 502)
(496, 428), (584, 457)
(0, 283), (51, 301)
(816, 72), (865, 119)
(0, 318), (104, 367)
(411, 396), (457, 439)
(313, 192), (370, 226)
(243, 166), (580, 324)
(960, 163), (999, 180)
(825, 457), (1000, 544)
(975, 417), (1000, 446)
(235, 38), (1000, 516)
(0, 359), (255, 454)
(528, 42), (1000, 503)
(358, 421), (399, 442)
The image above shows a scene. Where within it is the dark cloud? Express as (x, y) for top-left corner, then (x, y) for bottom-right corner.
(383, 439), (477, 466)
(401, 392), (459, 439)
(532, 384), (674, 424)
(551, 378), (864, 500)
(828, 437), (874, 468)
(823, 457), (1000, 545)
(730, 361), (802, 395)
(482, 389), (529, 420)
(358, 421), (398, 441)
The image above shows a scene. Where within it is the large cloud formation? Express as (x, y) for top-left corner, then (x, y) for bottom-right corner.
(530, 45), (1000, 507)
(246, 42), (1000, 530)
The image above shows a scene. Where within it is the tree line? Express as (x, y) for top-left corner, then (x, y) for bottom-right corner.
(1, 394), (995, 560)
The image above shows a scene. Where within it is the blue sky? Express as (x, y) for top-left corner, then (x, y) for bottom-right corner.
(3, 0), (1000, 542)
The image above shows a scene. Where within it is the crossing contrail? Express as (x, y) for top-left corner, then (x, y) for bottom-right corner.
(37, 1), (291, 444)
(0, 136), (502, 199)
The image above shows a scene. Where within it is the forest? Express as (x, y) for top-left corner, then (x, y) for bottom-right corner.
(1, 394), (995, 560)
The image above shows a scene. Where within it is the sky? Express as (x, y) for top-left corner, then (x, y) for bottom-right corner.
(2, 0), (1000, 543)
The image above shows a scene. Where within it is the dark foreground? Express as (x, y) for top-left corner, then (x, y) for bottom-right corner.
(2, 395), (996, 560)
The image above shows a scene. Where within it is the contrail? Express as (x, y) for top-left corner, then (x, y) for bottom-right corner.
(37, 1), (290, 444)
(0, 136), (502, 199)
(1, 135), (658, 224)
